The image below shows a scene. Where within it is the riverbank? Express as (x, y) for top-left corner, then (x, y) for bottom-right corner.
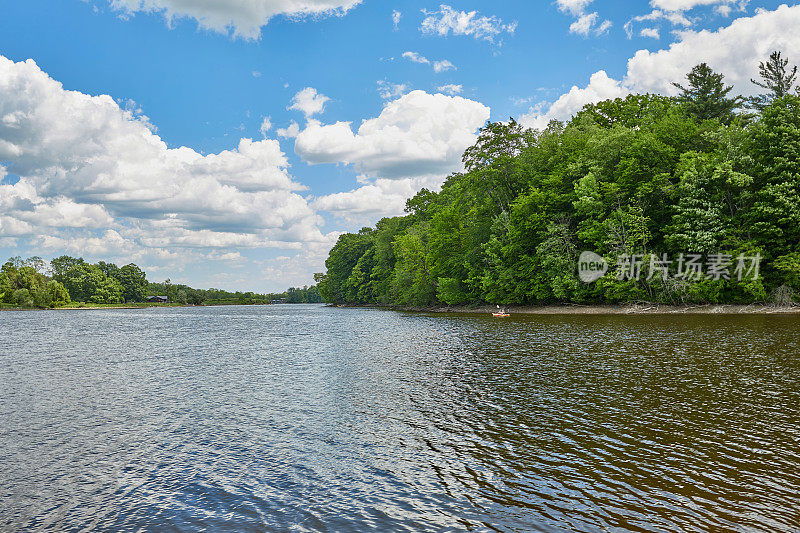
(333, 303), (800, 315)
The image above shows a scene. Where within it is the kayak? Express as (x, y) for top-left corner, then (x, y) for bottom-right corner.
(492, 313), (511, 317)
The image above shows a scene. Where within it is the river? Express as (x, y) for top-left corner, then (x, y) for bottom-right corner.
(1, 305), (798, 531)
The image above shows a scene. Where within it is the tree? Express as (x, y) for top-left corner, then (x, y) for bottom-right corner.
(50, 256), (85, 282)
(673, 63), (742, 123)
(321, 230), (375, 304)
(747, 95), (800, 257)
(117, 263), (148, 302)
(748, 51), (799, 111)
(97, 261), (120, 280)
(1, 257), (70, 307)
(62, 264), (124, 304)
(462, 119), (533, 213)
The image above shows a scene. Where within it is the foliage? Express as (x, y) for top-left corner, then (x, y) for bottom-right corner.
(318, 58), (800, 308)
(748, 51), (799, 111)
(672, 63), (742, 124)
(0, 257), (70, 308)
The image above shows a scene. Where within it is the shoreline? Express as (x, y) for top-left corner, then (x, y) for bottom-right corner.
(4, 302), (799, 314)
(332, 303), (800, 315)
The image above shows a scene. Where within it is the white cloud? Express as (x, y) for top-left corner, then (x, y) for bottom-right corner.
(313, 176), (443, 223)
(287, 87), (330, 117)
(624, 9), (692, 38)
(556, 0), (594, 17)
(521, 5), (800, 129)
(0, 54), (333, 275)
(402, 51), (429, 64)
(420, 5), (516, 43)
(558, 0), (612, 37)
(402, 51), (456, 73)
(716, 5), (733, 16)
(433, 60), (456, 73)
(259, 116), (272, 136)
(294, 90), (490, 180)
(437, 84), (463, 95)
(377, 80), (408, 100)
(649, 0), (747, 12)
(108, 0), (362, 39)
(625, 4), (800, 95)
(276, 121), (301, 138)
(624, 1), (747, 39)
(641, 27), (661, 38)
(519, 70), (629, 129)
(392, 9), (401, 29)
(570, 13), (598, 36)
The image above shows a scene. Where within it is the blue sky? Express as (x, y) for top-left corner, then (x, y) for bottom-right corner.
(0, 0), (797, 290)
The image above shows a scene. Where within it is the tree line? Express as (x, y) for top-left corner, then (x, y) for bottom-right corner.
(1, 255), (321, 308)
(315, 52), (800, 307)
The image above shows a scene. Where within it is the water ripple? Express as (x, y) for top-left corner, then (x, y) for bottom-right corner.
(1, 307), (799, 531)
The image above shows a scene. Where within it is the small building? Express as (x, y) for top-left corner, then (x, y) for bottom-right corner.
(146, 295), (168, 303)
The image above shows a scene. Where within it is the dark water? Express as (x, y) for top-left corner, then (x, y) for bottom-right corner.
(1, 305), (799, 532)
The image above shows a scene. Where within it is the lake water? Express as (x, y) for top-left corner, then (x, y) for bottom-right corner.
(1, 305), (799, 532)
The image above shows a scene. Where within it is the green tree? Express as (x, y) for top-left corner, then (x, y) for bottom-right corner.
(97, 261), (120, 280)
(322, 229), (375, 304)
(391, 229), (436, 306)
(673, 63), (742, 123)
(50, 256), (85, 282)
(117, 263), (148, 302)
(62, 264), (124, 304)
(749, 51), (799, 111)
(747, 95), (800, 257)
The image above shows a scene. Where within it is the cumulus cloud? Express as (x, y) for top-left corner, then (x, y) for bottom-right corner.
(521, 5), (800, 129)
(294, 90), (489, 181)
(624, 1), (747, 39)
(520, 70), (628, 129)
(0, 54), (333, 283)
(287, 87), (330, 117)
(420, 5), (517, 43)
(313, 176), (443, 223)
(626, 4), (800, 95)
(107, 0), (362, 39)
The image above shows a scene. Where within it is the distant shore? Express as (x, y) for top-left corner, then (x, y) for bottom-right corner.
(332, 303), (800, 315)
(0, 302), (275, 311)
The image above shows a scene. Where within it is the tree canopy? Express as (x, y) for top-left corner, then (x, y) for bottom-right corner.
(317, 56), (800, 308)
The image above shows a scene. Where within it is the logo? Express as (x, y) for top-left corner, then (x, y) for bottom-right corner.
(578, 251), (608, 283)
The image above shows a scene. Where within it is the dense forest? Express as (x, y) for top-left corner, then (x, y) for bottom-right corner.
(0, 255), (321, 308)
(316, 52), (800, 307)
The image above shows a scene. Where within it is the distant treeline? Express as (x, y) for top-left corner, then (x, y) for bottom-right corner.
(316, 53), (800, 307)
(0, 255), (321, 308)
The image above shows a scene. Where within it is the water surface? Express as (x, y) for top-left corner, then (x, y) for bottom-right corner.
(1, 305), (799, 531)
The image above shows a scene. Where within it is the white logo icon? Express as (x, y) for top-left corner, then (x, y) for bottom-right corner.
(578, 251), (608, 283)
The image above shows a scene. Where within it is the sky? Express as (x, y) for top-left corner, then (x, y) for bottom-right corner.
(1, 0), (798, 291)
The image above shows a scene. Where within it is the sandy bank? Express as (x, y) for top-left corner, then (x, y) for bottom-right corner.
(335, 303), (800, 315)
